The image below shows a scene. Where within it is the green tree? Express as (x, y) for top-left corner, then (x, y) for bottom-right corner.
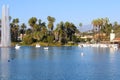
(21, 23), (26, 30)
(13, 18), (19, 24)
(19, 23), (27, 40)
(79, 23), (82, 27)
(10, 18), (20, 42)
(47, 16), (55, 31)
(25, 28), (32, 35)
(57, 22), (67, 44)
(65, 22), (77, 41)
(9, 16), (12, 22)
(113, 21), (118, 28)
(28, 17), (37, 30)
(92, 17), (110, 41)
(23, 35), (33, 45)
(47, 35), (54, 44)
(32, 31), (41, 41)
(20, 23), (26, 34)
(41, 27), (48, 41)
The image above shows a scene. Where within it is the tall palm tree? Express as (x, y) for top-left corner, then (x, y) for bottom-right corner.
(19, 23), (27, 40)
(92, 19), (98, 42)
(79, 22), (82, 36)
(9, 16), (12, 22)
(10, 18), (20, 42)
(25, 28), (32, 35)
(13, 18), (19, 25)
(47, 16), (55, 31)
(21, 23), (26, 30)
(28, 17), (37, 30)
(92, 18), (109, 42)
(56, 22), (67, 44)
(79, 23), (82, 28)
(65, 22), (77, 41)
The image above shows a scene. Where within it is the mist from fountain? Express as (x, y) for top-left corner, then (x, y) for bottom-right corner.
(1, 5), (11, 47)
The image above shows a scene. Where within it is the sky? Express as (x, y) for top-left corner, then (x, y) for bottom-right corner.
(0, 0), (120, 31)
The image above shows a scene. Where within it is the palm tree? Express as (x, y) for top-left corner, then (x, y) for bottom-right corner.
(79, 23), (82, 28)
(65, 22), (77, 41)
(21, 23), (26, 30)
(13, 18), (19, 25)
(19, 23), (27, 40)
(113, 21), (118, 28)
(25, 28), (32, 35)
(38, 19), (42, 26)
(56, 22), (67, 44)
(92, 19), (98, 42)
(92, 18), (110, 42)
(47, 16), (55, 31)
(9, 16), (12, 22)
(79, 22), (82, 36)
(28, 17), (37, 30)
(10, 18), (20, 42)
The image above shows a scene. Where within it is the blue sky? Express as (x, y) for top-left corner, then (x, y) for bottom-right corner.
(0, 0), (120, 30)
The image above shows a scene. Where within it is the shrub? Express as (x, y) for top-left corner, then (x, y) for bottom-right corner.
(23, 35), (33, 45)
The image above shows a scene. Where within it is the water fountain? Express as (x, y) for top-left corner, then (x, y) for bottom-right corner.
(1, 5), (11, 47)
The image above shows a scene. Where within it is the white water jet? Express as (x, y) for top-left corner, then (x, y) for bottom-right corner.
(1, 5), (11, 47)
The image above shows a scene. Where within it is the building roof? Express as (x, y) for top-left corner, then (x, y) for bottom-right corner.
(112, 38), (120, 42)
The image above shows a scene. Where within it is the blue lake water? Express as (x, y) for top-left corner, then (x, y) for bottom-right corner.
(0, 46), (120, 80)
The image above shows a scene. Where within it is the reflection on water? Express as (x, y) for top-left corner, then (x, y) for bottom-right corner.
(1, 48), (10, 62)
(0, 46), (120, 80)
(109, 47), (116, 62)
(0, 48), (10, 80)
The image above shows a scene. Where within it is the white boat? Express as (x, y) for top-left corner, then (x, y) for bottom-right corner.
(81, 52), (84, 56)
(44, 47), (48, 50)
(15, 44), (20, 49)
(36, 44), (40, 48)
(100, 44), (108, 48)
(111, 44), (118, 50)
(78, 44), (83, 48)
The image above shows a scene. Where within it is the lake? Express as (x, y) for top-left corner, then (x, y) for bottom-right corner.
(0, 46), (120, 80)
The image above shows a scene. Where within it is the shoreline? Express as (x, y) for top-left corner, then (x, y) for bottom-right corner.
(10, 42), (120, 47)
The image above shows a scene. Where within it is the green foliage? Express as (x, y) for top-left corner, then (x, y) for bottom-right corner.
(113, 23), (120, 38)
(47, 35), (54, 43)
(61, 38), (67, 45)
(10, 18), (20, 42)
(25, 28), (32, 35)
(72, 35), (77, 42)
(23, 35), (33, 44)
(42, 36), (48, 42)
(21, 23), (26, 30)
(79, 23), (82, 27)
(47, 16), (55, 31)
(13, 18), (19, 24)
(33, 24), (40, 31)
(28, 17), (37, 28)
(101, 23), (112, 36)
(79, 38), (86, 42)
(64, 22), (77, 41)
(92, 17), (110, 41)
(33, 32), (41, 41)
(19, 23), (26, 34)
